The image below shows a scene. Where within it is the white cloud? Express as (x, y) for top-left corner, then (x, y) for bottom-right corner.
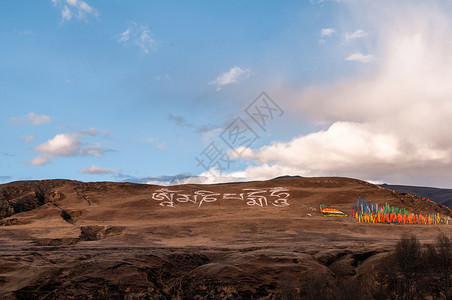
(29, 113), (52, 125)
(78, 1), (94, 13)
(344, 29), (368, 41)
(51, 0), (98, 23)
(138, 137), (167, 151)
(156, 143), (167, 151)
(197, 165), (301, 185)
(310, 0), (342, 4)
(144, 171), (244, 186)
(117, 29), (130, 43)
(29, 156), (52, 167)
(21, 136), (35, 143)
(142, 137), (155, 143)
(75, 127), (102, 137)
(209, 66), (252, 91)
(80, 165), (118, 174)
(234, 120), (450, 175)
(156, 74), (170, 80)
(321, 28), (336, 37)
(29, 129), (108, 166)
(80, 143), (104, 156)
(345, 52), (374, 63)
(61, 5), (72, 21)
(10, 112), (52, 126)
(219, 0), (452, 187)
(138, 31), (155, 54)
(35, 134), (81, 157)
(117, 23), (157, 54)
(152, 166), (299, 185)
(319, 28), (336, 44)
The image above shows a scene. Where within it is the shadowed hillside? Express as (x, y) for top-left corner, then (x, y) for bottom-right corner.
(381, 183), (452, 208)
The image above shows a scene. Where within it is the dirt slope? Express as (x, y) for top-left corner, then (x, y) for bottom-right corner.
(0, 177), (450, 299)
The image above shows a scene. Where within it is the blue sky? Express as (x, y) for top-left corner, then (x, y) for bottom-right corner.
(2, 0), (452, 188)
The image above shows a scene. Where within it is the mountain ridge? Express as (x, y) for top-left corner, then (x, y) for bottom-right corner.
(381, 183), (452, 208)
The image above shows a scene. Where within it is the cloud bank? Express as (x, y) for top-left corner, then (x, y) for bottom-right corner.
(206, 0), (452, 187)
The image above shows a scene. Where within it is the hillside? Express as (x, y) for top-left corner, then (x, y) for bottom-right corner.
(381, 183), (452, 208)
(0, 177), (450, 299)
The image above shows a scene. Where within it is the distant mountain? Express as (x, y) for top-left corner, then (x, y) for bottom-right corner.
(381, 184), (452, 208)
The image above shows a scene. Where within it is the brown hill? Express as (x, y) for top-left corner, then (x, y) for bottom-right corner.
(0, 177), (450, 299)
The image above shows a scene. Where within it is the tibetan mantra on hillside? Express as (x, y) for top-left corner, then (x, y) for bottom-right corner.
(151, 187), (290, 208)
